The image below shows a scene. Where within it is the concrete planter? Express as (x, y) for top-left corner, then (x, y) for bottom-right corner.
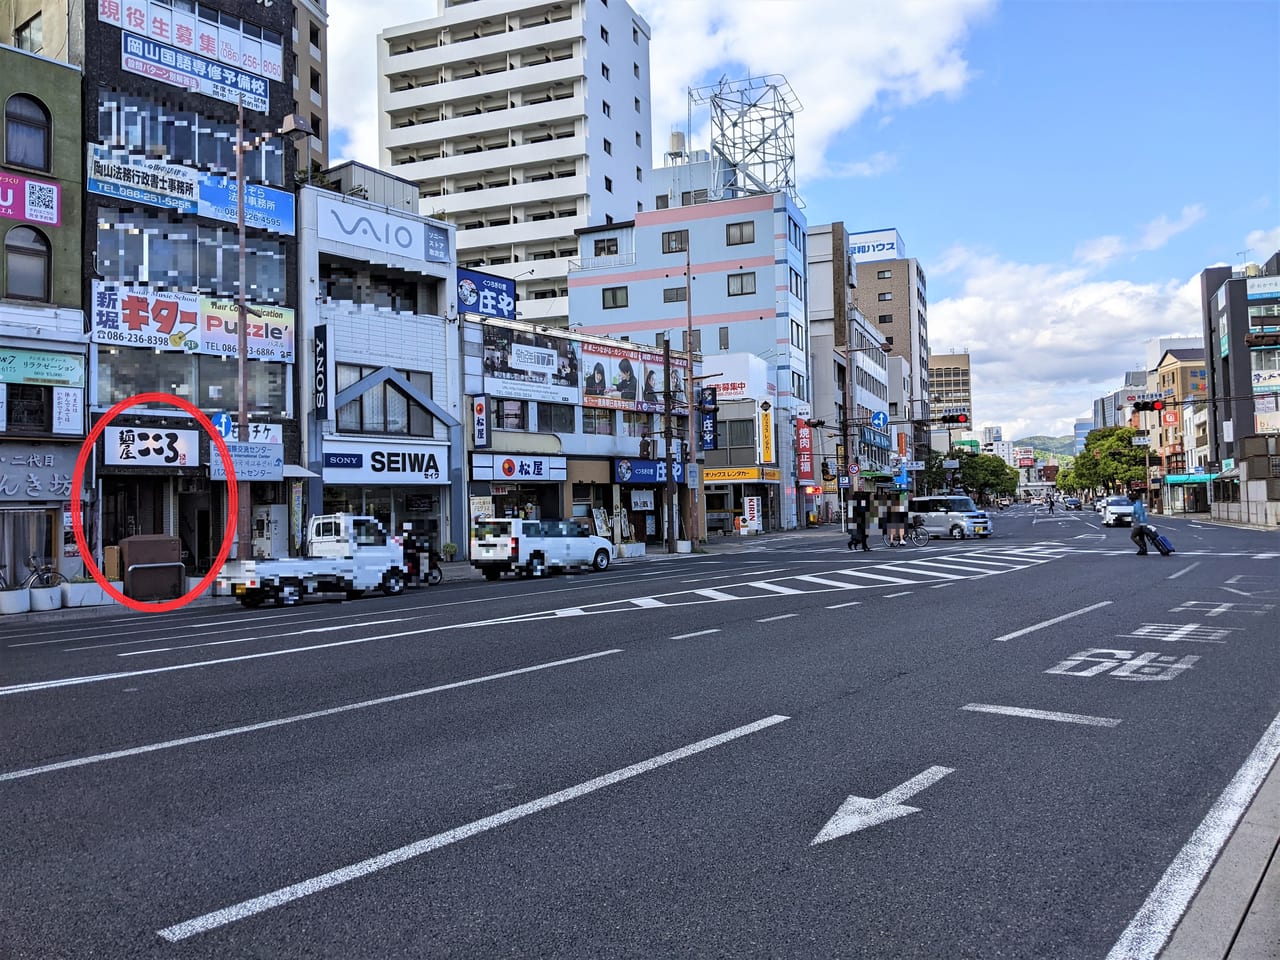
(61, 581), (120, 607)
(29, 585), (63, 611)
(619, 543), (646, 559)
(675, 540), (692, 554)
(0, 588), (31, 615)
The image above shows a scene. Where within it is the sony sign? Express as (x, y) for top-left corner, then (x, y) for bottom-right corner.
(313, 324), (329, 415)
(321, 439), (449, 484)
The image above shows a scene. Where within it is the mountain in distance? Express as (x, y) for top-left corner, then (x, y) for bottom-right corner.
(1012, 435), (1076, 459)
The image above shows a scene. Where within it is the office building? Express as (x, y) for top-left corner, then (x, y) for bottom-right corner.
(377, 0), (652, 326)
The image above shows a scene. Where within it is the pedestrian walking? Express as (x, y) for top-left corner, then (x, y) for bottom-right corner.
(846, 491), (872, 551)
(1047, 496), (1055, 515)
(1130, 494), (1150, 555)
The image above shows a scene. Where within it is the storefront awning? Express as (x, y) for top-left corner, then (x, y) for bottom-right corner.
(1164, 473), (1217, 485)
(282, 464), (320, 478)
(1216, 467), (1241, 481)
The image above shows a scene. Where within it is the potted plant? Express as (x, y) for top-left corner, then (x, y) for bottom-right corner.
(440, 542), (458, 562)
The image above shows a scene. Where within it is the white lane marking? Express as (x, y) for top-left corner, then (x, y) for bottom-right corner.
(752, 582), (807, 595)
(886, 565), (969, 580)
(157, 714), (791, 942)
(1106, 707), (1280, 960)
(628, 597), (667, 608)
(115, 619), (410, 656)
(1167, 561), (1200, 580)
(883, 591), (913, 598)
(899, 558), (1006, 575)
(757, 613), (797, 623)
(839, 570), (918, 585)
(694, 588), (739, 601)
(826, 601), (862, 609)
(992, 601), (1114, 642)
(960, 703), (1121, 728)
(671, 629), (720, 640)
(0, 651), (622, 783)
(797, 575), (865, 589)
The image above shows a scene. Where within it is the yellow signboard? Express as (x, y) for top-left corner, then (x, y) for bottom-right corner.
(704, 467), (762, 482)
(758, 405), (775, 464)
(764, 468), (781, 482)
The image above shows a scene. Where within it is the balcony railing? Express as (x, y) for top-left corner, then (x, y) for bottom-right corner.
(568, 252), (636, 273)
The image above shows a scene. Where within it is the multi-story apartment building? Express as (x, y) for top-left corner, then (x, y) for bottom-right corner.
(565, 179), (810, 531)
(377, 0), (652, 326)
(0, 42), (86, 580)
(292, 0), (329, 176)
(1150, 346), (1206, 510)
(1092, 370), (1146, 428)
(928, 350), (970, 452)
(1198, 253), (1280, 526)
(849, 228), (931, 457)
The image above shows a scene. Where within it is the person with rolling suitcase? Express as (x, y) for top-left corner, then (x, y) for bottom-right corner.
(1145, 525), (1175, 556)
(1130, 495), (1151, 555)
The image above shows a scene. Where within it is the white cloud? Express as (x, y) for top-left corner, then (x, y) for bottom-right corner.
(1074, 205), (1206, 266)
(929, 248), (1204, 439)
(327, 0), (995, 180)
(1245, 226), (1280, 260)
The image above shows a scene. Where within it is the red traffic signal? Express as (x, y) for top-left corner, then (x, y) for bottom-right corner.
(1134, 400), (1166, 412)
(941, 414), (969, 425)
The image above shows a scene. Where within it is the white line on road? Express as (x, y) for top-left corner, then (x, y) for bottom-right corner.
(671, 629), (720, 640)
(960, 703), (1121, 727)
(157, 714), (791, 942)
(115, 619), (411, 656)
(992, 601), (1114, 642)
(883, 591), (912, 598)
(1167, 561), (1200, 580)
(825, 601), (862, 609)
(1106, 707), (1280, 960)
(0, 650), (622, 783)
(757, 613), (797, 623)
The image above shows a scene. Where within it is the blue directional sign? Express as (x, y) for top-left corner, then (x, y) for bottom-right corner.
(871, 411), (889, 431)
(211, 412), (235, 440)
(210, 442), (284, 481)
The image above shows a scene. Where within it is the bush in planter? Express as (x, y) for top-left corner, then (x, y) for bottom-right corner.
(440, 542), (458, 561)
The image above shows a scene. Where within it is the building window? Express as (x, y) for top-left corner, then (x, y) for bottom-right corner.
(884, 336), (894, 346)
(719, 326), (729, 350)
(878, 313), (893, 324)
(600, 25), (609, 42)
(601, 64), (610, 80)
(633, 25), (639, 42)
(536, 402), (575, 434)
(335, 365), (435, 435)
(309, 21), (321, 49)
(604, 176), (613, 192)
(602, 100), (611, 117)
(310, 67), (322, 93)
(603, 137), (612, 155)
(602, 286), (628, 309)
(878, 291), (893, 301)
(622, 411), (649, 437)
(634, 96), (641, 112)
(634, 62), (640, 78)
(3, 226), (50, 301)
(583, 408), (614, 435)
(635, 166), (642, 181)
(5, 94), (51, 171)
(663, 286), (686, 303)
(593, 237), (618, 257)
(4, 383), (52, 434)
(877, 269), (892, 279)
(495, 398), (526, 430)
(636, 131), (642, 147)
(662, 229), (688, 253)
(789, 267), (803, 299)
(726, 221), (755, 246)
(791, 320), (804, 348)
(728, 272), (756, 296)
(655, 194), (668, 210)
(14, 13), (42, 53)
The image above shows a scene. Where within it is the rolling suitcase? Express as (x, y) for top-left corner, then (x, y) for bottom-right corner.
(1145, 527), (1174, 556)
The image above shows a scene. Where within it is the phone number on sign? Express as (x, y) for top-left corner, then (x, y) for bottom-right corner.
(94, 329), (187, 348)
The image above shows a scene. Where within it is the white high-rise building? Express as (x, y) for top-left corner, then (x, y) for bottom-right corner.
(377, 0), (652, 325)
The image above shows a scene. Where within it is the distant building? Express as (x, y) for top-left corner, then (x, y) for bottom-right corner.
(1073, 419), (1091, 454)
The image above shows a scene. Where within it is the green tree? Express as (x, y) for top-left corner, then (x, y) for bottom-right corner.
(958, 452), (1019, 504)
(920, 449), (947, 493)
(1079, 427), (1146, 494)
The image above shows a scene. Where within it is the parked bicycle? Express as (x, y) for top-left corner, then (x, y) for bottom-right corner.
(0, 555), (68, 590)
(882, 516), (930, 548)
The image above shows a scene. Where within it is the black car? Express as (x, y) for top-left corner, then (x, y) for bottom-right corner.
(1064, 496), (1083, 510)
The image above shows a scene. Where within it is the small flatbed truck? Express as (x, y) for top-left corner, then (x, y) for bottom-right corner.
(216, 513), (407, 608)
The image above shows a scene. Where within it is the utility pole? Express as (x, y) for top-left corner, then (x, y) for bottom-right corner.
(663, 335), (676, 553)
(684, 248), (699, 548)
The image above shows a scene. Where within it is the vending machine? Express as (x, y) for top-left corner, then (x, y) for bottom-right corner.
(253, 504), (290, 558)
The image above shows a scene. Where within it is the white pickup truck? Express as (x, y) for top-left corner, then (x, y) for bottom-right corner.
(217, 513), (407, 607)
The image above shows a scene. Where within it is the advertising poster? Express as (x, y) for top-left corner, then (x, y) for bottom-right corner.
(482, 326), (579, 405)
(91, 282), (296, 363)
(121, 33), (269, 113)
(457, 268), (516, 321)
(581, 341), (688, 414)
(0, 171), (60, 226)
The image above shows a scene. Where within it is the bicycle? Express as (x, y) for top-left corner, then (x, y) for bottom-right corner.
(883, 516), (930, 548)
(21, 554), (67, 588)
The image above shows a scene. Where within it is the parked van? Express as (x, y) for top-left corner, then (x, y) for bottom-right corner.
(470, 518), (614, 580)
(907, 495), (993, 539)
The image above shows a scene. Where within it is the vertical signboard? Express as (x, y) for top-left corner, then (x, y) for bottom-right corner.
(473, 394), (490, 449)
(796, 421), (814, 482)
(699, 386), (718, 451)
(313, 324), (329, 415)
(757, 401), (775, 464)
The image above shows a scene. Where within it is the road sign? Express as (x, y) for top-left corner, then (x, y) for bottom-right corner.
(1132, 436), (1151, 446)
(943, 459), (960, 469)
(838, 476), (851, 489)
(903, 460), (925, 471)
(848, 461), (861, 477)
(871, 411), (889, 431)
(210, 441), (284, 481)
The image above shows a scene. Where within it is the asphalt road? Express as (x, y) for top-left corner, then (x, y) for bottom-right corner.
(2, 506), (1277, 959)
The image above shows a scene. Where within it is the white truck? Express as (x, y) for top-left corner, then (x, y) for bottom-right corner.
(216, 513), (407, 608)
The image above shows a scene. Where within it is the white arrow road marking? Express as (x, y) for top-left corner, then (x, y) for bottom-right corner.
(158, 714), (790, 941)
(811, 766), (955, 845)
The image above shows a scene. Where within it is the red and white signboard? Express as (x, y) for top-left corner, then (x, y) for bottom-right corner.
(796, 421), (815, 482)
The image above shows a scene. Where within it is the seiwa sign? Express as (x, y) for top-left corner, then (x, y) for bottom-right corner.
(321, 440), (449, 484)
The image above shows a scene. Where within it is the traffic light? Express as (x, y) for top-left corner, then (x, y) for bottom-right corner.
(940, 414), (970, 425)
(1133, 400), (1166, 412)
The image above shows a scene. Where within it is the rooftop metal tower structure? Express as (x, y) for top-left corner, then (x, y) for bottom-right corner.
(687, 74), (803, 204)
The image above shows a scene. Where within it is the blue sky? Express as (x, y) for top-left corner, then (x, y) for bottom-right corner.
(328, 0), (1280, 441)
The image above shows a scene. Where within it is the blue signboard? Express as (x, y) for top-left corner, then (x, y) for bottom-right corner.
(457, 268), (517, 321)
(871, 411), (889, 431)
(613, 458), (685, 485)
(861, 426), (892, 451)
(426, 224), (450, 262)
(198, 176), (296, 235)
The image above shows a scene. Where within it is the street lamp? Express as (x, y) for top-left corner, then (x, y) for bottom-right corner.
(234, 102), (312, 559)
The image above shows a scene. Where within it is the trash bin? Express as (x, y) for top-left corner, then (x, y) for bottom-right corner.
(120, 535), (184, 601)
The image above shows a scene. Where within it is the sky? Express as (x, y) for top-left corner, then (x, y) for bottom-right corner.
(326, 0), (1280, 441)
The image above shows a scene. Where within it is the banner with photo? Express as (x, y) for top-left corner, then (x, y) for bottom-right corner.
(581, 341), (688, 414)
(91, 281), (295, 363)
(481, 325), (580, 405)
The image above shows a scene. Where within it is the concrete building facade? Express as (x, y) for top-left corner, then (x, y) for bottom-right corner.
(377, 0), (652, 326)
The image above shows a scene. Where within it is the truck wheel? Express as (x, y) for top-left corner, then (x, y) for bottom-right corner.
(381, 569), (406, 596)
(592, 548), (611, 572)
(483, 568), (501, 581)
(239, 590), (265, 608)
(949, 525), (966, 540)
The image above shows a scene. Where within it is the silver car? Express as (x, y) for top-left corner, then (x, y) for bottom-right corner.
(1100, 496), (1135, 527)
